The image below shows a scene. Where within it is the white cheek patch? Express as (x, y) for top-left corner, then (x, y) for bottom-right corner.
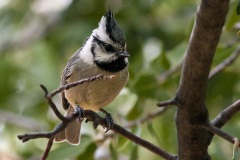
(94, 50), (118, 63)
(79, 37), (94, 65)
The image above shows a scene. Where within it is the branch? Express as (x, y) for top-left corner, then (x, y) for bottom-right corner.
(40, 74), (116, 122)
(197, 100), (240, 156)
(18, 110), (177, 160)
(157, 61), (183, 85)
(42, 137), (54, 160)
(209, 46), (240, 78)
(199, 123), (240, 147)
(211, 99), (240, 128)
(177, 0), (229, 107)
(0, 12), (60, 53)
(47, 74), (116, 98)
(18, 74), (177, 160)
(17, 114), (76, 143)
(0, 109), (47, 131)
(173, 0), (230, 159)
(125, 106), (170, 128)
(98, 105), (173, 146)
(157, 98), (177, 107)
(86, 111), (177, 160)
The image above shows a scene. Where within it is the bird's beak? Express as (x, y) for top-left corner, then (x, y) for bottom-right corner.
(118, 51), (130, 58)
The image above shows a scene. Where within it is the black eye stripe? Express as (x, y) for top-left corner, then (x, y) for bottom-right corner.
(93, 36), (106, 46)
(93, 36), (116, 52)
(105, 44), (116, 52)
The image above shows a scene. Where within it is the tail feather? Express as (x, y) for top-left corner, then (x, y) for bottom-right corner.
(65, 118), (81, 145)
(54, 128), (66, 143)
(54, 107), (82, 145)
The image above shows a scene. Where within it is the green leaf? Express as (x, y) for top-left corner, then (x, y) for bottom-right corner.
(207, 72), (239, 106)
(237, 0), (240, 15)
(147, 122), (162, 146)
(115, 134), (131, 152)
(130, 145), (138, 160)
(150, 49), (171, 74)
(166, 41), (187, 65)
(76, 142), (96, 160)
(160, 50), (171, 70)
(134, 74), (158, 98)
(212, 45), (235, 66)
(110, 143), (118, 160)
(47, 135), (93, 160)
(225, 2), (239, 30)
(126, 100), (144, 120)
(108, 89), (138, 116)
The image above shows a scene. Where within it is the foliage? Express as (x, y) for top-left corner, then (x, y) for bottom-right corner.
(0, 0), (239, 159)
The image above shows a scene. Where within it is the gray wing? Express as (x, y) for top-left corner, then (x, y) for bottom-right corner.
(61, 50), (81, 110)
(56, 49), (82, 145)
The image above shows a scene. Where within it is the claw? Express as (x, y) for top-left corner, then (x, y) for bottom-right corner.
(99, 109), (114, 132)
(104, 113), (114, 132)
(93, 118), (99, 129)
(85, 118), (99, 129)
(85, 118), (90, 123)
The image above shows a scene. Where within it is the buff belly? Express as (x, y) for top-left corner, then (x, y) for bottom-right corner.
(65, 70), (128, 111)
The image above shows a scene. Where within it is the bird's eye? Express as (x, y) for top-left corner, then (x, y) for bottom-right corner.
(104, 44), (115, 52)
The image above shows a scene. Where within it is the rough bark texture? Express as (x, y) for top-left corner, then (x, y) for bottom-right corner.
(175, 0), (230, 159)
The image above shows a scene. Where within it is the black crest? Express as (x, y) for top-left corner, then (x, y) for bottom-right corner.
(105, 10), (125, 46)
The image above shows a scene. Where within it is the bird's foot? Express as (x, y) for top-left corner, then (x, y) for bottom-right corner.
(104, 113), (114, 132)
(73, 105), (85, 122)
(100, 109), (114, 133)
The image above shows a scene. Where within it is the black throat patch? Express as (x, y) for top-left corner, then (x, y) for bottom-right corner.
(91, 37), (128, 73)
(94, 57), (128, 73)
(91, 44), (128, 72)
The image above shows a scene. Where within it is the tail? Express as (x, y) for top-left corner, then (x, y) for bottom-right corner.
(54, 107), (81, 145)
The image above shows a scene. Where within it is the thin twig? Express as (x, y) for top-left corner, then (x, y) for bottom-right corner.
(40, 84), (67, 122)
(95, 106), (171, 145)
(39, 74), (116, 122)
(18, 74), (177, 160)
(17, 114), (77, 143)
(84, 110), (177, 159)
(0, 109), (47, 131)
(209, 46), (240, 78)
(211, 99), (240, 128)
(18, 109), (177, 160)
(113, 122), (177, 160)
(42, 137), (54, 160)
(157, 98), (177, 107)
(47, 74), (116, 98)
(125, 107), (169, 128)
(222, 37), (239, 48)
(200, 123), (240, 147)
(157, 61), (183, 85)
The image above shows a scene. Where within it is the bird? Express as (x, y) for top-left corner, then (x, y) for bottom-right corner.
(54, 9), (129, 145)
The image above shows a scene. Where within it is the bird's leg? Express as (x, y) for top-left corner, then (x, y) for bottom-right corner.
(99, 108), (114, 132)
(73, 104), (85, 122)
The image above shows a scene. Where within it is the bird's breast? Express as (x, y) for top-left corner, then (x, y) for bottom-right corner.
(65, 66), (128, 111)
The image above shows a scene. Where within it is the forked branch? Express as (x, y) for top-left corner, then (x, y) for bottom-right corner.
(212, 99), (240, 128)
(17, 74), (177, 160)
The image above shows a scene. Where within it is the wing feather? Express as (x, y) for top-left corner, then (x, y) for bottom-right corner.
(60, 51), (80, 110)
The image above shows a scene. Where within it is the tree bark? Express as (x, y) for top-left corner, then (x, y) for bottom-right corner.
(175, 0), (230, 159)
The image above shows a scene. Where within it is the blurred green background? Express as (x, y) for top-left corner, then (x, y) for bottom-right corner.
(0, 0), (240, 160)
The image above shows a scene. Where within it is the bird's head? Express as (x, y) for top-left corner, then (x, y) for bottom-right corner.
(90, 9), (129, 72)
